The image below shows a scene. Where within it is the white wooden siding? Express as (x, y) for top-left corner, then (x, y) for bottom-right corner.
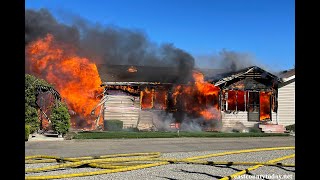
(104, 95), (140, 128)
(277, 81), (295, 126)
(221, 111), (278, 128)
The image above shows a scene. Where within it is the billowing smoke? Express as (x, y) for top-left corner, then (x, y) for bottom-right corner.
(195, 49), (265, 73)
(25, 8), (194, 83)
(219, 49), (256, 72)
(151, 111), (222, 132)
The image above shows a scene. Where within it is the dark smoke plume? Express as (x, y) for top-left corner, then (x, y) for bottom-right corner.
(195, 49), (266, 73)
(25, 8), (194, 83)
(218, 49), (257, 72)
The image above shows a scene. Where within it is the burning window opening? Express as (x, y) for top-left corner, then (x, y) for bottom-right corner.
(127, 66), (138, 73)
(140, 87), (154, 109)
(259, 91), (272, 121)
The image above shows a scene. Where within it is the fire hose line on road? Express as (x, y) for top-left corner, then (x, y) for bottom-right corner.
(25, 146), (295, 180)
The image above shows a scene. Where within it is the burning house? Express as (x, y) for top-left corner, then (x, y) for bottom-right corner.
(95, 65), (285, 132)
(206, 66), (283, 132)
(25, 9), (290, 133)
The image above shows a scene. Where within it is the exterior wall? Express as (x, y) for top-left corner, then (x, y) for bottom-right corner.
(277, 81), (295, 126)
(104, 95), (140, 128)
(221, 111), (278, 128)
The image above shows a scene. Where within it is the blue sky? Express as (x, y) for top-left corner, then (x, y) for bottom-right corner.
(25, 0), (295, 71)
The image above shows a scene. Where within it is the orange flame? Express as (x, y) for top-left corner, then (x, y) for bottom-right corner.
(127, 66), (137, 73)
(227, 90), (236, 110)
(107, 85), (138, 94)
(154, 89), (167, 110)
(260, 91), (271, 121)
(140, 87), (154, 109)
(237, 90), (246, 111)
(26, 34), (103, 129)
(172, 71), (220, 120)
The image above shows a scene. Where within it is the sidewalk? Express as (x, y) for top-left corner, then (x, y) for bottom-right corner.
(27, 134), (64, 142)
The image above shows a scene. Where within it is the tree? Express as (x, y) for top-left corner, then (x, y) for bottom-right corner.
(25, 74), (54, 133)
(50, 102), (71, 135)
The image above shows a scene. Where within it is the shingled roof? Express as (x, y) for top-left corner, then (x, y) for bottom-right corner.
(96, 64), (223, 83)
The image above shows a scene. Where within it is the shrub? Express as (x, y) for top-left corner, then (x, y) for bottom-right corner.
(249, 127), (262, 133)
(50, 102), (71, 135)
(285, 124), (295, 132)
(25, 125), (31, 141)
(25, 104), (39, 133)
(104, 120), (123, 131)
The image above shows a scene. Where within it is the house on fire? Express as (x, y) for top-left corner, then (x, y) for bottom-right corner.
(95, 65), (289, 132)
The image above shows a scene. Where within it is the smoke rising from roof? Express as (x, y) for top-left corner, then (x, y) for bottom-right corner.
(195, 49), (265, 73)
(25, 8), (194, 83)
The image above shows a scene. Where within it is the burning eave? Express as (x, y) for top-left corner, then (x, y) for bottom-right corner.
(101, 82), (173, 87)
(207, 66), (281, 91)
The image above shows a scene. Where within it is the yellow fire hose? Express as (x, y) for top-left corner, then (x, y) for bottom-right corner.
(25, 146), (295, 179)
(220, 154), (295, 180)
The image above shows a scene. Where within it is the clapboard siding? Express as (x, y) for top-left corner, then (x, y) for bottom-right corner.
(278, 81), (295, 126)
(221, 111), (278, 128)
(104, 95), (140, 128)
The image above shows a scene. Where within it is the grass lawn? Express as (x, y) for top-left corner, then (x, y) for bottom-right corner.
(73, 131), (289, 139)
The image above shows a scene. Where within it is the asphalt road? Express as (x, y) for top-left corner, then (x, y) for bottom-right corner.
(25, 136), (295, 157)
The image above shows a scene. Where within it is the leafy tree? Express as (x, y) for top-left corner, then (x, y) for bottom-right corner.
(25, 74), (54, 133)
(25, 125), (31, 141)
(25, 104), (39, 133)
(25, 74), (53, 106)
(50, 102), (71, 135)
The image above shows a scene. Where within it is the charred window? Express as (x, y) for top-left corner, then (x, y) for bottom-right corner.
(153, 89), (168, 110)
(227, 90), (237, 110)
(247, 92), (259, 112)
(237, 91), (246, 111)
(221, 91), (227, 111)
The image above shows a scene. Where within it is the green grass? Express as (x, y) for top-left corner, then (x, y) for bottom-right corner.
(73, 131), (289, 139)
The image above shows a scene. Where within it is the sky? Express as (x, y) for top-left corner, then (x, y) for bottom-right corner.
(25, 0), (295, 71)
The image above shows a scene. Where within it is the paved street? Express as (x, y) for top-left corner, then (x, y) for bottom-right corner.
(25, 136), (295, 157)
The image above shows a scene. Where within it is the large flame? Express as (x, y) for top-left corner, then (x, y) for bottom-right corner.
(140, 87), (154, 109)
(172, 71), (220, 120)
(260, 91), (271, 121)
(26, 34), (103, 129)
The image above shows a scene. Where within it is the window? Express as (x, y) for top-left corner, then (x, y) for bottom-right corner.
(223, 90), (247, 112)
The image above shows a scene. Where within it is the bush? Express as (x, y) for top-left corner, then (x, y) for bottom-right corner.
(249, 127), (262, 133)
(25, 104), (40, 133)
(285, 124), (295, 132)
(104, 120), (123, 131)
(25, 125), (31, 141)
(50, 102), (71, 135)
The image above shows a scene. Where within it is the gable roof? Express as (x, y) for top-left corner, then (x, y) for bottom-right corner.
(278, 68), (295, 83)
(206, 66), (281, 89)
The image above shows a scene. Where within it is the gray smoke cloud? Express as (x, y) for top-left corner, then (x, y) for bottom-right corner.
(25, 8), (194, 83)
(195, 49), (268, 73)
